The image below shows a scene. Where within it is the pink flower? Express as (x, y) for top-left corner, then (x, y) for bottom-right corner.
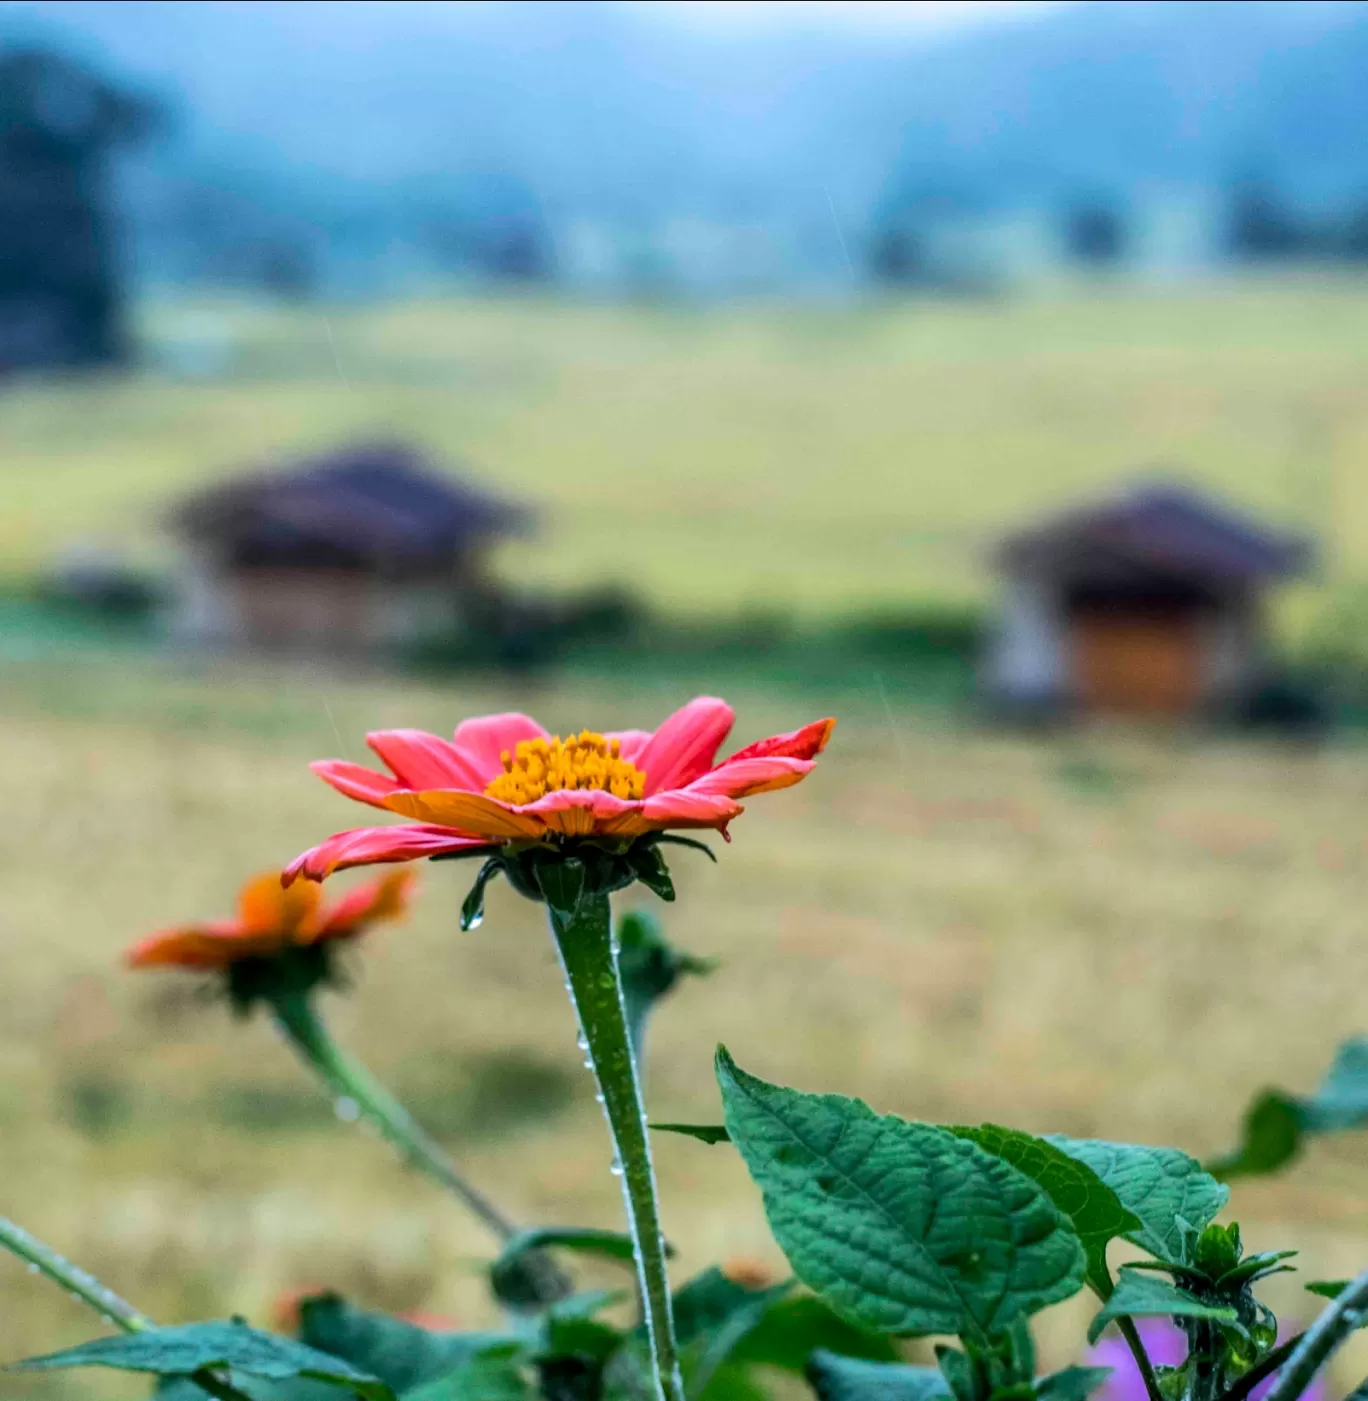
(285, 698), (834, 884)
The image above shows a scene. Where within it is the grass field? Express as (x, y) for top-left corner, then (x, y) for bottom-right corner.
(3, 279), (1368, 626)
(8, 283), (1368, 1397)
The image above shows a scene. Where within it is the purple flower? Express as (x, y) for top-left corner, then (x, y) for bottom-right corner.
(1086, 1319), (1327, 1401)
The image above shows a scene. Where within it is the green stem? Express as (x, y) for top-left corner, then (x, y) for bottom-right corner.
(1117, 1317), (1165, 1401)
(0, 1216), (251, 1401)
(546, 890), (685, 1401)
(268, 990), (517, 1242)
(1260, 1268), (1368, 1401)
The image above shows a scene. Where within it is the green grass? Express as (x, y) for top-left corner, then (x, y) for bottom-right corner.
(4, 279), (1367, 628)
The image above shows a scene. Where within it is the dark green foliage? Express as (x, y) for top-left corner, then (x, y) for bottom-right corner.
(1086, 1270), (1240, 1345)
(807, 1351), (951, 1401)
(12, 1319), (392, 1400)
(1210, 1038), (1368, 1180)
(716, 1048), (1086, 1342)
(947, 1126), (1141, 1297)
(296, 1295), (506, 1396)
(730, 1296), (899, 1369)
(404, 1348), (533, 1401)
(490, 1230), (639, 1307)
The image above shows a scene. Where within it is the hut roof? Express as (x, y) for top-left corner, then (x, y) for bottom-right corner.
(171, 441), (532, 571)
(995, 481), (1314, 586)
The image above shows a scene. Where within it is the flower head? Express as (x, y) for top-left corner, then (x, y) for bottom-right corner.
(284, 698), (834, 898)
(127, 869), (413, 1008)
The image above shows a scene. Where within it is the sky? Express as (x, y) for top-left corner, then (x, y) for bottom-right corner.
(637, 0), (1071, 33)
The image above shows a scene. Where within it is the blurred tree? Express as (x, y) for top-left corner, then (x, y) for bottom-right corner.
(1061, 200), (1127, 266)
(0, 47), (160, 373)
(1224, 181), (1307, 261)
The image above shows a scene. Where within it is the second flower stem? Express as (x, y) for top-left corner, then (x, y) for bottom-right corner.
(268, 990), (516, 1242)
(546, 888), (685, 1401)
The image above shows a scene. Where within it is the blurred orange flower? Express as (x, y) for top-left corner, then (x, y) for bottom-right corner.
(286, 697), (834, 883)
(127, 869), (413, 970)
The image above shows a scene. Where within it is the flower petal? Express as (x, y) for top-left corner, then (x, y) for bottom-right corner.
(125, 920), (273, 969)
(237, 870), (321, 934)
(522, 787), (637, 837)
(589, 789), (743, 838)
(724, 717), (835, 764)
(451, 712), (550, 784)
(367, 729), (484, 789)
(383, 789), (545, 840)
(313, 869), (416, 939)
(313, 759), (403, 811)
(684, 756), (815, 800)
(285, 824), (494, 883)
(634, 697), (735, 796)
(605, 729), (652, 761)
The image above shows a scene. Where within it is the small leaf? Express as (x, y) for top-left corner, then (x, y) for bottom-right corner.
(806, 1351), (951, 1401)
(298, 1296), (505, 1395)
(1047, 1137), (1228, 1265)
(670, 1268), (790, 1347)
(535, 859), (586, 919)
(948, 1125), (1141, 1298)
(461, 860), (505, 932)
(1034, 1366), (1113, 1401)
(12, 1320), (393, 1400)
(1307, 1280), (1349, 1299)
(1086, 1269), (1240, 1345)
(627, 847), (676, 903)
(616, 910), (714, 1063)
(652, 1123), (731, 1145)
(717, 1048), (1086, 1342)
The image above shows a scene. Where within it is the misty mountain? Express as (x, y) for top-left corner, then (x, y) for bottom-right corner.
(1, 0), (1366, 289)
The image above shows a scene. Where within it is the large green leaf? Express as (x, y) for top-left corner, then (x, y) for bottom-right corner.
(1046, 1138), (1228, 1265)
(12, 1320), (392, 1400)
(717, 1048), (1086, 1342)
(806, 1351), (951, 1401)
(948, 1126), (1141, 1298)
(1086, 1269), (1240, 1345)
(298, 1295), (505, 1395)
(1210, 1038), (1368, 1180)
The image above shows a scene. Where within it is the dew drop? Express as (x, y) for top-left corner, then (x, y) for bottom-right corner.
(27, 1263), (39, 1274)
(465, 912), (484, 930)
(576, 1033), (589, 1051)
(334, 1096), (361, 1122)
(583, 1057), (594, 1069)
(609, 1157), (624, 1177)
(595, 1092), (606, 1104)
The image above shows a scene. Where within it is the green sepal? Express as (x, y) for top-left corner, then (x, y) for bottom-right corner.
(806, 1351), (952, 1401)
(645, 834), (718, 863)
(535, 858), (587, 919)
(460, 859), (505, 931)
(1086, 1269), (1242, 1345)
(627, 845), (675, 902)
(224, 945), (340, 1016)
(10, 1319), (394, 1401)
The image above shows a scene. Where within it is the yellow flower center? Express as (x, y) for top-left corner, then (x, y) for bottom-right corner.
(485, 731), (647, 806)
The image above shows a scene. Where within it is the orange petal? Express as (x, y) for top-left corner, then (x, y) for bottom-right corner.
(523, 788), (635, 837)
(383, 789), (545, 840)
(313, 759), (402, 811)
(237, 871), (322, 935)
(284, 824), (494, 884)
(314, 869), (415, 939)
(635, 697), (735, 796)
(725, 717), (835, 764)
(684, 756), (815, 800)
(125, 921), (279, 969)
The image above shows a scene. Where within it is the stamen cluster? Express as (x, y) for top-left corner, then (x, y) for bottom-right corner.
(485, 732), (647, 806)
